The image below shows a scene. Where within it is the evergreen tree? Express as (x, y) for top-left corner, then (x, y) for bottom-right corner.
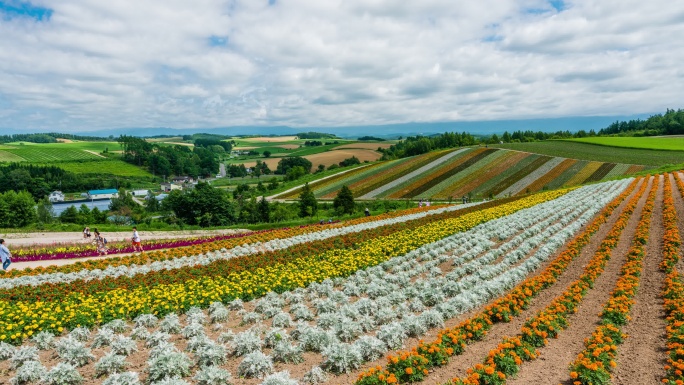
(36, 197), (54, 224)
(333, 185), (355, 215)
(258, 196), (270, 222)
(298, 182), (317, 217)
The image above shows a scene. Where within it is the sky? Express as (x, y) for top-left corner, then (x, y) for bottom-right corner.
(0, 0), (682, 133)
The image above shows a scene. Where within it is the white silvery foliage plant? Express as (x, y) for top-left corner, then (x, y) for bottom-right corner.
(68, 327), (90, 342)
(316, 312), (341, 330)
(335, 318), (363, 343)
(56, 338), (95, 367)
(420, 309), (445, 329)
(321, 342), (363, 374)
(377, 322), (407, 350)
(91, 327), (116, 348)
(242, 312), (262, 325)
(290, 304), (314, 321)
(146, 331), (171, 348)
(185, 334), (211, 353)
(237, 351), (274, 379)
(217, 330), (236, 344)
(94, 352), (128, 377)
(181, 322), (205, 339)
(131, 326), (150, 340)
(264, 328), (290, 348)
(32, 330), (55, 350)
(260, 371), (299, 385)
(41, 363), (84, 385)
(105, 319), (129, 333)
(228, 298), (244, 310)
(233, 328), (263, 356)
(354, 336), (387, 361)
(159, 314), (182, 334)
(134, 313), (159, 328)
(111, 335), (138, 356)
(194, 366), (233, 385)
(149, 378), (190, 385)
(401, 315), (428, 338)
(0, 341), (16, 360)
(148, 341), (178, 360)
(186, 307), (208, 325)
(195, 342), (228, 367)
(102, 372), (141, 385)
(271, 312), (292, 328)
(302, 366), (328, 385)
(146, 350), (192, 382)
(9, 346), (39, 369)
(300, 327), (337, 353)
(271, 341), (304, 364)
(10, 360), (46, 385)
(208, 302), (229, 323)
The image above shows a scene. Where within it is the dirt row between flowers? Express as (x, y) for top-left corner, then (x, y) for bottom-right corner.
(321, 179), (646, 385)
(607, 174), (669, 384)
(674, 172), (684, 274)
(503, 175), (657, 385)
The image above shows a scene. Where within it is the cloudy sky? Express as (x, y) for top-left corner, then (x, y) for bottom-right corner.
(0, 0), (682, 132)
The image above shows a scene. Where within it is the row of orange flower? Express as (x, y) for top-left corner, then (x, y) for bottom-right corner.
(662, 173), (684, 385)
(450, 175), (650, 385)
(568, 175), (657, 384)
(354, 178), (641, 385)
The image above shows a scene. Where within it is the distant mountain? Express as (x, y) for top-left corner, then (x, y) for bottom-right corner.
(0, 114), (653, 138)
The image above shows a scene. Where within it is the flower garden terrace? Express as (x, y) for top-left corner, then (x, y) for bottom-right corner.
(4, 175), (683, 385)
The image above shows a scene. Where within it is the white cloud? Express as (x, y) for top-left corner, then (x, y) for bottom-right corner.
(0, 0), (682, 131)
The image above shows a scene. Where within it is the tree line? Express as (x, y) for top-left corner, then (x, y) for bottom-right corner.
(598, 108), (684, 136)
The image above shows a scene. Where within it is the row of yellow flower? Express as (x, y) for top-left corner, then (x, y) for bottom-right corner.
(450, 176), (649, 385)
(568, 175), (657, 384)
(662, 173), (684, 385)
(355, 178), (640, 385)
(0, 191), (569, 344)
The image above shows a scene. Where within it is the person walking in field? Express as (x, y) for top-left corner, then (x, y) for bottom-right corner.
(365, 207), (370, 217)
(132, 226), (142, 252)
(93, 229), (108, 256)
(0, 239), (12, 271)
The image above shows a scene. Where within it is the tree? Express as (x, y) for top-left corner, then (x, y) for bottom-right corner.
(316, 164), (325, 173)
(36, 197), (54, 224)
(59, 205), (80, 224)
(298, 182), (317, 217)
(285, 166), (307, 181)
(257, 197), (270, 222)
(145, 192), (160, 212)
(78, 204), (93, 225)
(276, 156), (312, 175)
(0, 190), (37, 227)
(263, 150), (272, 158)
(333, 185), (355, 215)
(163, 182), (236, 226)
(339, 156), (360, 167)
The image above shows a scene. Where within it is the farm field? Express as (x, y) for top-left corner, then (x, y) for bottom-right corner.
(566, 136), (684, 151)
(274, 147), (646, 200)
(493, 140), (684, 166)
(2, 173), (682, 385)
(242, 148), (383, 171)
(36, 160), (154, 177)
(0, 141), (120, 163)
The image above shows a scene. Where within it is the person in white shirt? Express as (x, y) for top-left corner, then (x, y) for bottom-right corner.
(132, 226), (142, 252)
(0, 239), (12, 271)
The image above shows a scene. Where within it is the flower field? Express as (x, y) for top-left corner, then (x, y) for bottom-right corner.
(3, 173), (684, 385)
(274, 147), (648, 201)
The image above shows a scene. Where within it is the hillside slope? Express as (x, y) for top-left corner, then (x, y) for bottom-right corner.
(272, 146), (649, 200)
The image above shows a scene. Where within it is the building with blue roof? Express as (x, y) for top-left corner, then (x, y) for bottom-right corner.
(87, 189), (119, 200)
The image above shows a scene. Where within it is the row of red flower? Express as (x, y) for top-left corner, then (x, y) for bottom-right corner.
(354, 178), (641, 385)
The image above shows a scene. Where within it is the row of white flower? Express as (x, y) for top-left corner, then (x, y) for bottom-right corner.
(0, 179), (630, 385)
(0, 200), (483, 290)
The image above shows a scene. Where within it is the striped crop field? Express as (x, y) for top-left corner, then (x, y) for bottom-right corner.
(3, 175), (680, 384)
(274, 147), (649, 200)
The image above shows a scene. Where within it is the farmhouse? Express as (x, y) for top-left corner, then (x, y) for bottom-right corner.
(48, 191), (65, 203)
(131, 189), (150, 197)
(161, 183), (182, 192)
(87, 189), (119, 200)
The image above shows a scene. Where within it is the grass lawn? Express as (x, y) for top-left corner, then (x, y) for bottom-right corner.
(564, 136), (684, 151)
(492, 141), (683, 166)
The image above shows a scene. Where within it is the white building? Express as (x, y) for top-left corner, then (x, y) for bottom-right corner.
(131, 189), (150, 197)
(161, 183), (183, 192)
(48, 191), (65, 203)
(87, 189), (119, 200)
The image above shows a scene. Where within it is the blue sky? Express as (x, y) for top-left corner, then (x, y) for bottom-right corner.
(0, 0), (682, 133)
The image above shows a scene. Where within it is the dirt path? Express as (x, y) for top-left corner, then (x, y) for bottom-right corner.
(506, 176), (653, 385)
(673, 173), (684, 273)
(84, 149), (106, 158)
(611, 175), (667, 384)
(322, 180), (645, 385)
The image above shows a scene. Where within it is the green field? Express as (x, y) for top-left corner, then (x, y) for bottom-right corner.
(493, 141), (683, 166)
(0, 141), (122, 163)
(38, 159), (154, 177)
(565, 136), (684, 151)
